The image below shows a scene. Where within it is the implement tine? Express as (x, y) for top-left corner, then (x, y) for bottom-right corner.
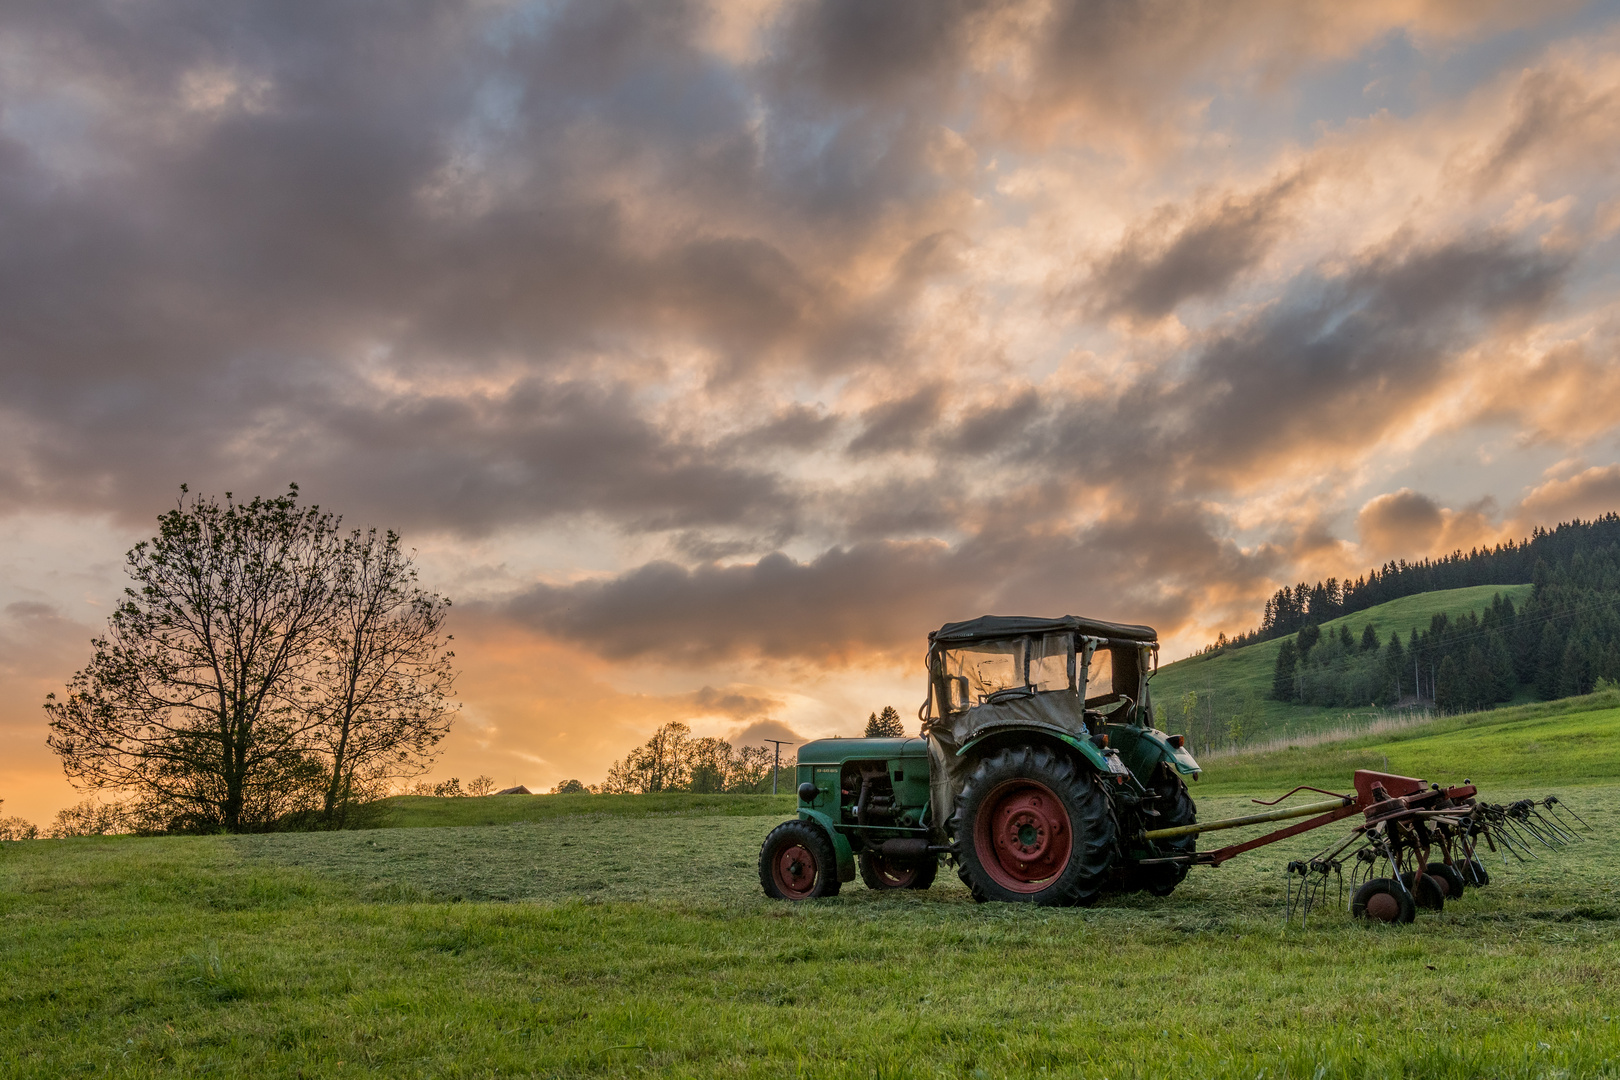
(1484, 820), (1532, 862)
(1545, 795), (1591, 832)
(1530, 807), (1578, 845)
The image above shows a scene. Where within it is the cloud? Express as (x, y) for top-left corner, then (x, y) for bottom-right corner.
(1082, 171), (1311, 322)
(1513, 465), (1620, 529)
(5, 0), (1620, 811)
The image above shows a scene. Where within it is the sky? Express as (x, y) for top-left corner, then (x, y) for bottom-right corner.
(6, 0), (1620, 824)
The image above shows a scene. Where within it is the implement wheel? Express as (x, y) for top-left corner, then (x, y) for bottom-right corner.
(952, 746), (1115, 906)
(1351, 877), (1416, 924)
(859, 851), (939, 891)
(1399, 871), (1446, 911)
(1463, 857), (1490, 887)
(759, 820), (841, 900)
(1426, 862), (1466, 901)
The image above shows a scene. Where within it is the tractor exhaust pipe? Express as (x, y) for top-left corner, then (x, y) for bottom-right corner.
(1142, 796), (1353, 842)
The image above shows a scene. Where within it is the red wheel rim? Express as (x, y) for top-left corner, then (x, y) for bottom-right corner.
(974, 778), (1073, 893)
(774, 843), (818, 899)
(1364, 891), (1401, 922)
(870, 855), (920, 888)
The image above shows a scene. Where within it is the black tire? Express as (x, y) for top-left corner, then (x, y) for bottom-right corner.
(1351, 877), (1416, 924)
(1399, 870), (1446, 911)
(1132, 767), (1196, 896)
(1463, 857), (1490, 887)
(859, 851), (939, 891)
(951, 746), (1115, 906)
(1426, 861), (1466, 901)
(759, 820), (841, 900)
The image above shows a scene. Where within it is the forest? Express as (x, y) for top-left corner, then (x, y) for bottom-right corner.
(1207, 513), (1620, 651)
(1269, 536), (1620, 710)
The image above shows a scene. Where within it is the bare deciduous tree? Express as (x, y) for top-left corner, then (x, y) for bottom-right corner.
(0, 800), (39, 841)
(313, 528), (456, 824)
(46, 486), (341, 832)
(45, 486), (460, 832)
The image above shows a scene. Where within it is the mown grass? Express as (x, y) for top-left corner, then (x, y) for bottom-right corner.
(1152, 583), (1536, 742)
(371, 792), (797, 830)
(4, 692), (1618, 1079)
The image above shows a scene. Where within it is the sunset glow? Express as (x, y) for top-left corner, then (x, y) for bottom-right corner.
(5, 1), (1620, 822)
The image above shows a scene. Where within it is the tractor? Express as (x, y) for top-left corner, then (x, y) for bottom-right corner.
(758, 614), (1201, 905)
(760, 614), (1591, 919)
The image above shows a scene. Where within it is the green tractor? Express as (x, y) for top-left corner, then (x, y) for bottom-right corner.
(759, 614), (1201, 905)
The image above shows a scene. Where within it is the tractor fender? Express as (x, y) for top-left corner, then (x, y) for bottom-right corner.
(795, 807), (857, 882)
(1101, 723), (1201, 781)
(956, 725), (1133, 782)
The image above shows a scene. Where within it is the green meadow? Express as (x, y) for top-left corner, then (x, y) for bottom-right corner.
(1152, 584), (1536, 742)
(4, 689), (1619, 1078)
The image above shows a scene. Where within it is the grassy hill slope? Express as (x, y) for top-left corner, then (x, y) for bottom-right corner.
(1151, 583), (1534, 745)
(1195, 687), (1620, 796)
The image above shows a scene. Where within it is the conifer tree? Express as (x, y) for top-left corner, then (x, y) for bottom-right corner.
(1271, 640), (1298, 702)
(864, 706), (905, 738)
(1383, 632), (1406, 699)
(1435, 655), (1462, 709)
(1535, 623), (1565, 700)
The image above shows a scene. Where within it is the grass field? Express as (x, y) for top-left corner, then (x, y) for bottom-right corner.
(4, 691), (1618, 1078)
(1152, 584), (1536, 743)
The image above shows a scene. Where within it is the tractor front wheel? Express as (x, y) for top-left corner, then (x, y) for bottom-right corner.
(759, 820), (841, 900)
(952, 746), (1115, 906)
(859, 850), (939, 891)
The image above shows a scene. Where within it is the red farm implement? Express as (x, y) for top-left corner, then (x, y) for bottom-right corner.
(1140, 769), (1590, 923)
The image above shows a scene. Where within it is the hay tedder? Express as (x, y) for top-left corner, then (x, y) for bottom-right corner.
(758, 614), (1588, 920)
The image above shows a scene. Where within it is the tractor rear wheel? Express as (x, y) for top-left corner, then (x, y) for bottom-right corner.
(1351, 877), (1416, 924)
(859, 851), (939, 891)
(1131, 767), (1196, 896)
(952, 746), (1115, 906)
(759, 820), (841, 900)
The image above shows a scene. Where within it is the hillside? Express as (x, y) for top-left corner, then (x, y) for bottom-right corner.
(1151, 583), (1534, 748)
(1194, 686), (1620, 795)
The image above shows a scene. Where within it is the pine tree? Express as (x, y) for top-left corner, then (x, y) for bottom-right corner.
(1534, 622), (1566, 700)
(1486, 631), (1515, 702)
(865, 706), (905, 738)
(1435, 654), (1462, 709)
(1360, 624), (1380, 652)
(1464, 645), (1491, 711)
(1271, 640), (1299, 702)
(1297, 624), (1321, 659)
(1383, 632), (1406, 700)
(1557, 634), (1592, 698)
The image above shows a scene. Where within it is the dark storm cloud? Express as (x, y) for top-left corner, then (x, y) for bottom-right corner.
(1082, 172), (1310, 322)
(847, 385), (946, 455)
(0, 0), (926, 524)
(498, 501), (1279, 664)
(769, 0), (988, 106)
(1033, 231), (1573, 491)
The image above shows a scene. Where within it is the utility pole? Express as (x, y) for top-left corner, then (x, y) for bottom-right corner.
(763, 739), (793, 795)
